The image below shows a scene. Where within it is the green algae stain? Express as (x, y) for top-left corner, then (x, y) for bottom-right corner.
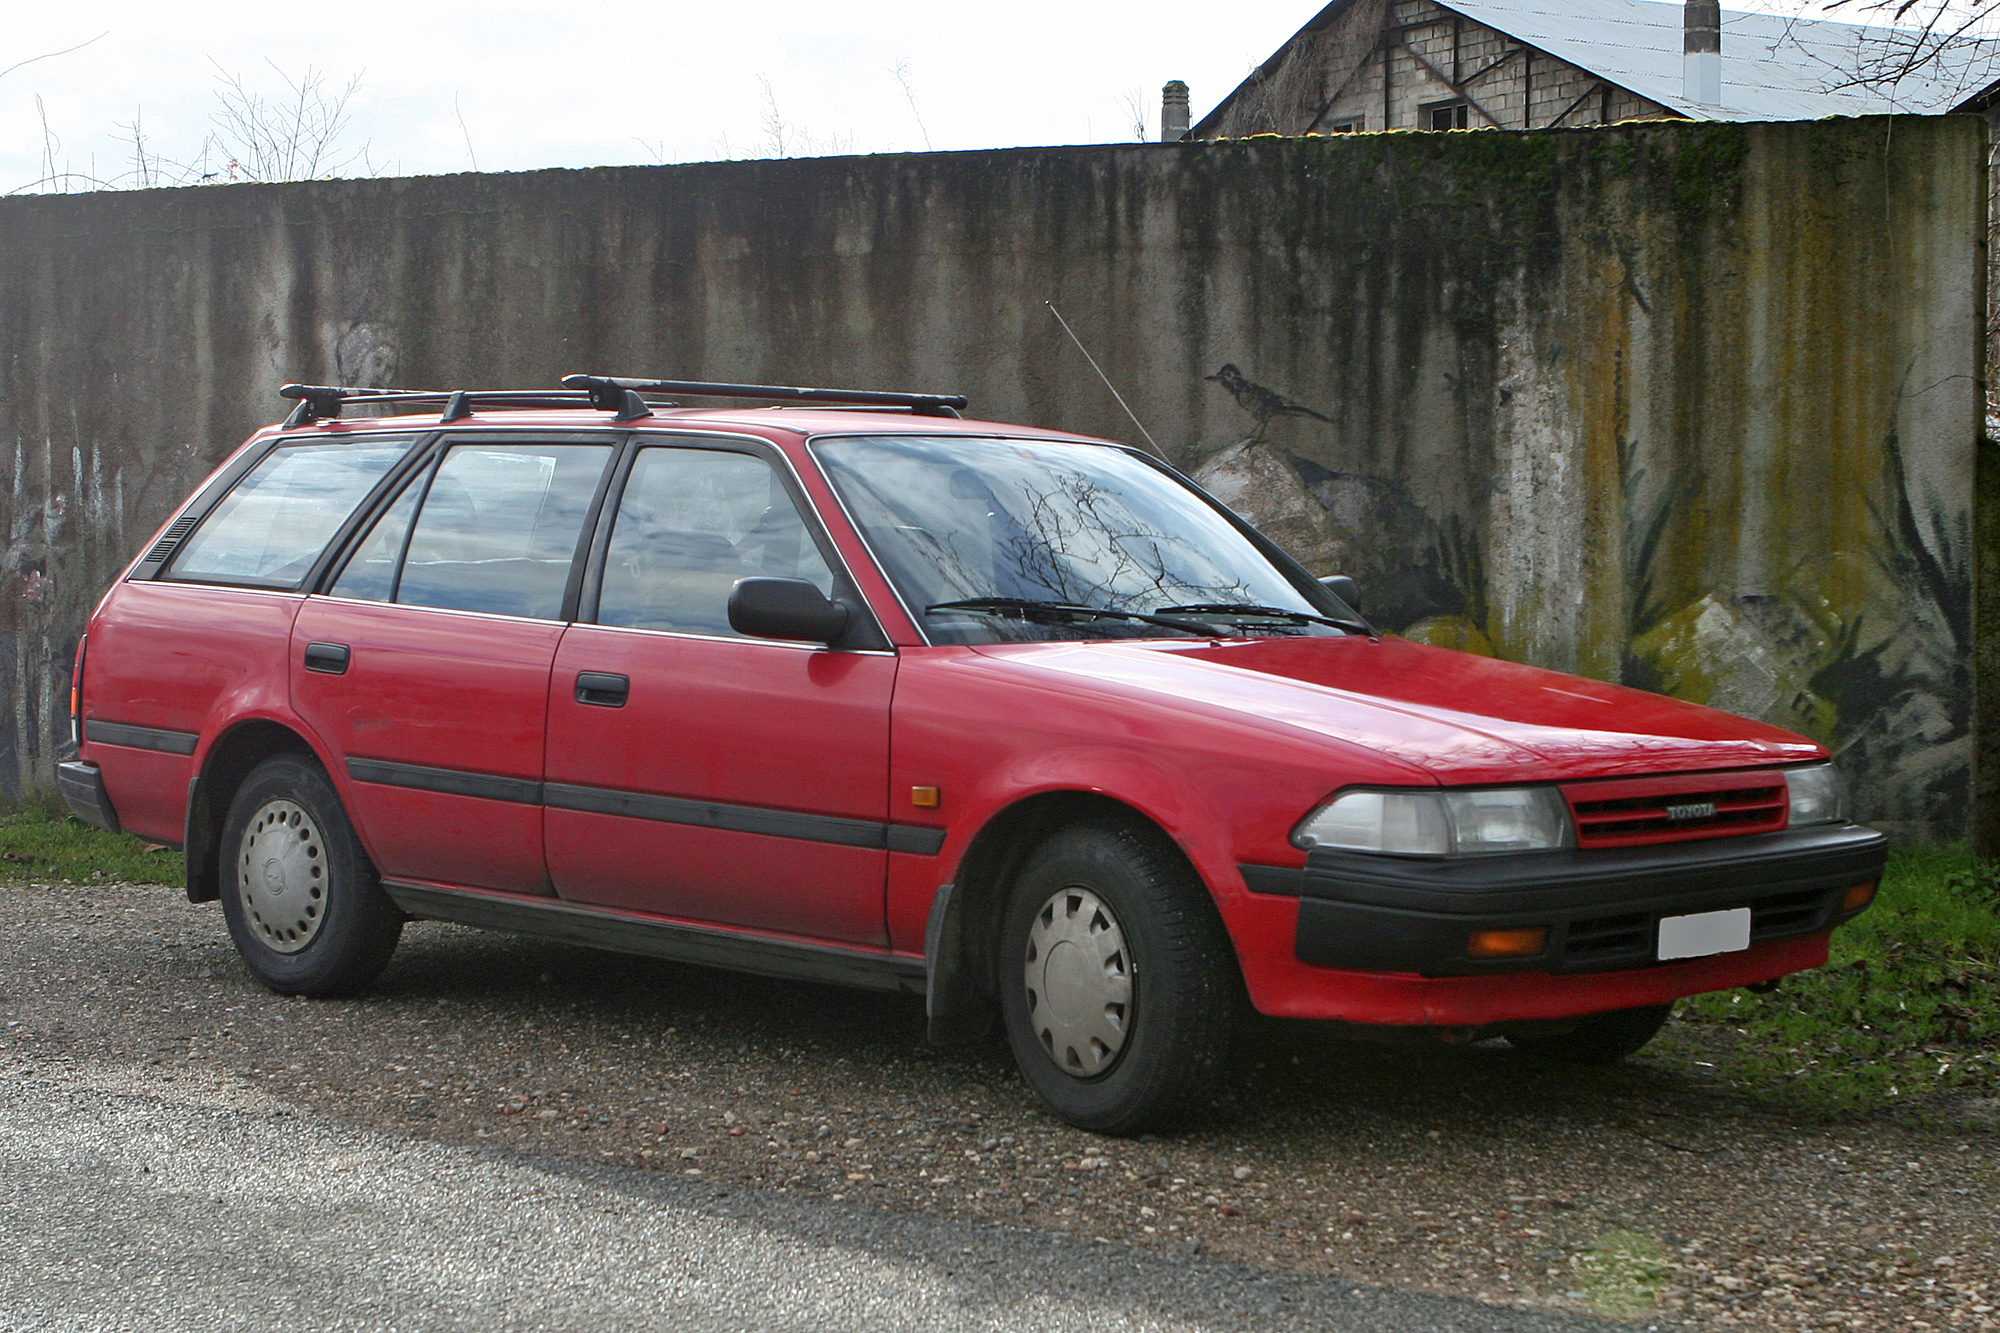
(1397, 614), (1496, 657)
(1576, 1229), (1667, 1320)
(1666, 122), (1749, 226)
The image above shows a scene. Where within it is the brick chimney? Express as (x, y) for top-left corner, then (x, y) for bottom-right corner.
(1684, 0), (1721, 105)
(1161, 80), (1190, 142)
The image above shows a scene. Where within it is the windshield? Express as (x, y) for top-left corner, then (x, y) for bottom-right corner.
(812, 435), (1344, 644)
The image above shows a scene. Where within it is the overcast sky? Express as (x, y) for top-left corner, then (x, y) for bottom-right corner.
(0, 0), (1916, 193)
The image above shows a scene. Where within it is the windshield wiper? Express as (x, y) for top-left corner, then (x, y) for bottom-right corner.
(925, 598), (1229, 637)
(1154, 602), (1376, 638)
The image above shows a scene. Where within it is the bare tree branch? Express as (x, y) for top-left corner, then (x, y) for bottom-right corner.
(0, 31), (108, 85)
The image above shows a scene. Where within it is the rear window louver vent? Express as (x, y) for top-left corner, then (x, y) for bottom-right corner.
(144, 514), (201, 565)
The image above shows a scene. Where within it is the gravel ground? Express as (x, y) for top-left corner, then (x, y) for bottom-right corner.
(0, 1062), (1624, 1332)
(3, 881), (1995, 1331)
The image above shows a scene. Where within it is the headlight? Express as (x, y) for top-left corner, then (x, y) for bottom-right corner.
(1292, 786), (1573, 855)
(1785, 763), (1848, 827)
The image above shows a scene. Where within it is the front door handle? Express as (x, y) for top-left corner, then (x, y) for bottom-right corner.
(303, 642), (350, 674)
(575, 671), (629, 707)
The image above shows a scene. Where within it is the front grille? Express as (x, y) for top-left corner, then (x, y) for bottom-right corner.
(1750, 887), (1825, 938)
(1563, 911), (1650, 964)
(1555, 885), (1834, 970)
(1562, 771), (1788, 849)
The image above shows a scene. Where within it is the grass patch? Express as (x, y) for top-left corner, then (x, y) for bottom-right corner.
(0, 801), (185, 888)
(1672, 846), (1999, 1116)
(1575, 1228), (1667, 1319)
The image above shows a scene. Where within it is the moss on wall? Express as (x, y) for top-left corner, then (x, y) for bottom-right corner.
(0, 116), (1983, 837)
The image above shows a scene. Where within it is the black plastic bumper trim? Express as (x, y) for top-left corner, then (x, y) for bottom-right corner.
(83, 720), (198, 756)
(1260, 823), (1886, 977)
(56, 761), (120, 835)
(383, 881), (927, 994)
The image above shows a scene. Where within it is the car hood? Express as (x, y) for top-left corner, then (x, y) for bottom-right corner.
(968, 634), (1822, 784)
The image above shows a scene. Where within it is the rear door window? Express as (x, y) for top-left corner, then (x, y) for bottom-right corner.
(166, 438), (417, 587)
(332, 442), (613, 620)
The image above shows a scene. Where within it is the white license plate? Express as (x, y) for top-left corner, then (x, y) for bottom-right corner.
(1657, 907), (1752, 960)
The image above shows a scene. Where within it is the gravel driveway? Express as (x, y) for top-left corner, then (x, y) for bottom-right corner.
(2, 881), (1994, 1330)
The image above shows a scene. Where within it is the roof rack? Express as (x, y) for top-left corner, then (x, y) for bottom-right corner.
(561, 373), (967, 418)
(278, 384), (609, 428)
(277, 371), (968, 430)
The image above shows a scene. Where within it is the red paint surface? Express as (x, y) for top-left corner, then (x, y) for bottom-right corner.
(79, 405), (1851, 1030)
(291, 597), (559, 893)
(545, 625), (895, 944)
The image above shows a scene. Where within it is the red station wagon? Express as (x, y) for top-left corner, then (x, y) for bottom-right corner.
(60, 374), (1887, 1132)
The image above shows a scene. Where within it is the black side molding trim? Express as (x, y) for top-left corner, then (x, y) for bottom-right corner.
(84, 720), (199, 756)
(1240, 864), (1306, 896)
(340, 759), (947, 854)
(545, 781), (946, 854)
(382, 881), (927, 994)
(346, 757), (543, 805)
(887, 825), (948, 856)
(545, 781), (881, 848)
(56, 762), (121, 834)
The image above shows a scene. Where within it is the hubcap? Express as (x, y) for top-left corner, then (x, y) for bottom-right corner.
(237, 798), (328, 954)
(1023, 887), (1133, 1077)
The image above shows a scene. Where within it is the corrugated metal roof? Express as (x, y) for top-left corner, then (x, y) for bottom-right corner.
(1442, 0), (2000, 119)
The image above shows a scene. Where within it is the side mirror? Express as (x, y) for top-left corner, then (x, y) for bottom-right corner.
(728, 577), (851, 644)
(1319, 574), (1362, 614)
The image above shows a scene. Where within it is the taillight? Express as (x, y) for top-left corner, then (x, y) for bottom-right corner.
(69, 634), (86, 748)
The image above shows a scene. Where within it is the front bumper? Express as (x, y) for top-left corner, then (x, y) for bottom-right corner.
(1241, 822), (1885, 978)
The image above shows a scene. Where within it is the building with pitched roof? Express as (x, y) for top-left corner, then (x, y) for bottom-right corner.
(1186, 0), (2000, 138)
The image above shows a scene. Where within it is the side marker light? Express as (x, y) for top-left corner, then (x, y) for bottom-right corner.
(1466, 927), (1548, 959)
(910, 785), (940, 809)
(1840, 881), (1877, 913)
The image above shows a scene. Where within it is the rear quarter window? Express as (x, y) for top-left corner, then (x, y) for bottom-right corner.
(165, 439), (417, 588)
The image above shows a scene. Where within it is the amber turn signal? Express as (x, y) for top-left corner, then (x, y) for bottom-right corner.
(909, 785), (940, 809)
(1466, 926), (1548, 959)
(1841, 880), (1877, 913)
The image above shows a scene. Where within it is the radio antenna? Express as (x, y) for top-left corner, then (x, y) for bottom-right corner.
(1045, 302), (1167, 460)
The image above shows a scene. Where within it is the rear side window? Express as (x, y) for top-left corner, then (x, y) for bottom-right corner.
(166, 439), (416, 587)
(332, 442), (613, 620)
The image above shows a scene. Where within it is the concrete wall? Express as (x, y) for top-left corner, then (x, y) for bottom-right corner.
(0, 116), (1985, 840)
(1199, 0), (1670, 136)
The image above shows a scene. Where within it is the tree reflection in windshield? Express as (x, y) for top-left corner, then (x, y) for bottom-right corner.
(813, 435), (1333, 644)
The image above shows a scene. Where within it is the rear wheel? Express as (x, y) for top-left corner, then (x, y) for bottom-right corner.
(1506, 1003), (1674, 1065)
(218, 754), (402, 996)
(998, 818), (1236, 1134)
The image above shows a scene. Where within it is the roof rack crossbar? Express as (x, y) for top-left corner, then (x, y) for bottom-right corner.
(279, 385), (608, 427)
(561, 373), (967, 418)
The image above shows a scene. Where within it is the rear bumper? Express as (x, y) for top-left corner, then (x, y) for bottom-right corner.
(56, 761), (121, 835)
(1244, 822), (1883, 977)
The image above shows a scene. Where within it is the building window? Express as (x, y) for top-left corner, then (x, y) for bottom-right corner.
(1423, 100), (1469, 130)
(1325, 120), (1358, 133)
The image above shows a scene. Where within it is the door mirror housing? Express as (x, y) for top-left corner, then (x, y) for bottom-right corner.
(728, 577), (852, 644)
(1319, 574), (1362, 614)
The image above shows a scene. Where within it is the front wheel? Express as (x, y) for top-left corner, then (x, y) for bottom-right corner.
(218, 754), (402, 996)
(1505, 1003), (1674, 1065)
(998, 818), (1237, 1134)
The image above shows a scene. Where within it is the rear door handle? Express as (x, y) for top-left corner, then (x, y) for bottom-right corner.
(575, 671), (629, 707)
(303, 642), (350, 675)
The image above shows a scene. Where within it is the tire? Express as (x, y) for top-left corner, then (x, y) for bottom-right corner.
(998, 817), (1237, 1134)
(1506, 1003), (1674, 1065)
(218, 753), (402, 997)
